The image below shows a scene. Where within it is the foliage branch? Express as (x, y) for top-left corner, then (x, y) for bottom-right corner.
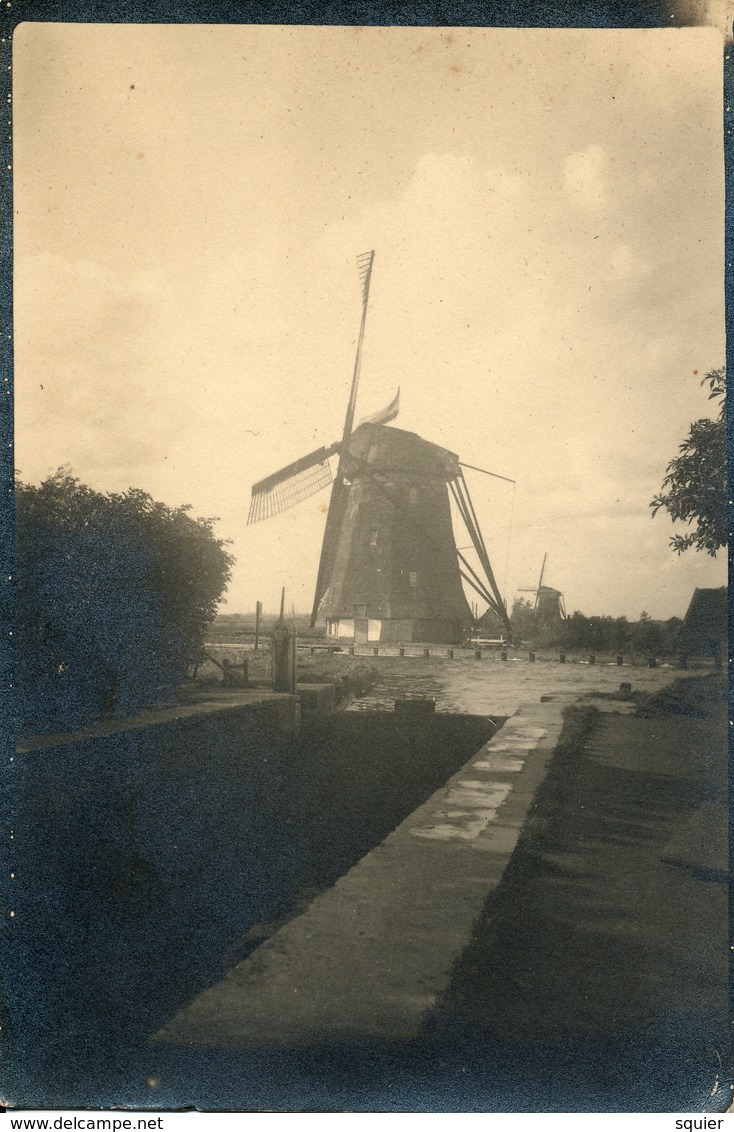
(650, 368), (727, 555)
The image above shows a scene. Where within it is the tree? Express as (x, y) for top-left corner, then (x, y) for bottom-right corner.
(662, 616), (683, 654)
(651, 367), (727, 555)
(510, 596), (538, 642)
(631, 610), (665, 657)
(15, 469), (234, 731)
(564, 610), (591, 651)
(612, 616), (631, 655)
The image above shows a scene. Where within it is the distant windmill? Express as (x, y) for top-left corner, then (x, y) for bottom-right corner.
(518, 554), (567, 621)
(248, 252), (513, 645)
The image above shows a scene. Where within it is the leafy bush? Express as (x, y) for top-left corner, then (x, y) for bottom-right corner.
(15, 469), (234, 732)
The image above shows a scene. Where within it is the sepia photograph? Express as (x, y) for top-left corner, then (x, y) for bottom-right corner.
(6, 17), (729, 1113)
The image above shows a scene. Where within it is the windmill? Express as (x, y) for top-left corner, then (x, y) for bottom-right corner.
(518, 553), (567, 622)
(247, 252), (513, 645)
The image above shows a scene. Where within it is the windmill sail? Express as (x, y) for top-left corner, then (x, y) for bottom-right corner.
(247, 443), (339, 524)
(448, 470), (512, 635)
(309, 251), (376, 625)
(357, 388), (400, 428)
(357, 250), (374, 305)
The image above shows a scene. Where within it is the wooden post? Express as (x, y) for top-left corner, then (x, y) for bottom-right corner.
(272, 619), (297, 693)
(254, 600), (262, 651)
(272, 588), (296, 693)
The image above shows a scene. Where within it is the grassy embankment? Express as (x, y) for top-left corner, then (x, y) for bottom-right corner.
(426, 670), (728, 1111)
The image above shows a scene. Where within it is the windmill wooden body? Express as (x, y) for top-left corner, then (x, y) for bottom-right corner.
(318, 422), (472, 644)
(248, 253), (512, 644)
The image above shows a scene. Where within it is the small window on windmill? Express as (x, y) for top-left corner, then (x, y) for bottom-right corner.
(408, 486), (419, 505)
(409, 571), (418, 587)
(353, 604), (367, 616)
(369, 528), (379, 547)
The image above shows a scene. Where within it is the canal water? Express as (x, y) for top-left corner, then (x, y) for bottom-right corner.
(205, 640), (689, 717)
(344, 652), (684, 716)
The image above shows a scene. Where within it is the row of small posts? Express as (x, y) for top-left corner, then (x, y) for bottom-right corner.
(270, 611), (666, 697)
(237, 593), (675, 697)
(235, 631), (695, 696)
(342, 646), (663, 667)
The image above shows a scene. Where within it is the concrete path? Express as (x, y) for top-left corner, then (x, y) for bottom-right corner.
(153, 697), (568, 1049)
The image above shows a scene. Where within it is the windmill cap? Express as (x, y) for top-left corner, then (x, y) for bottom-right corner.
(345, 422), (461, 480)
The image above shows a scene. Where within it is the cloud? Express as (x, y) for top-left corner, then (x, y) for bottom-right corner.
(13, 25), (726, 619)
(14, 254), (172, 481)
(563, 145), (608, 215)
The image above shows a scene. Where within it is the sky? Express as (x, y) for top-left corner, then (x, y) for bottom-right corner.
(12, 23), (726, 619)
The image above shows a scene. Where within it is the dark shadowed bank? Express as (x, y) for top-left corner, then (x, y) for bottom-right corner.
(4, 700), (498, 1109)
(4, 673), (727, 1112)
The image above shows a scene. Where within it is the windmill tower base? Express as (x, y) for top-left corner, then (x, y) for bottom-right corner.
(326, 617), (466, 646)
(319, 424), (473, 647)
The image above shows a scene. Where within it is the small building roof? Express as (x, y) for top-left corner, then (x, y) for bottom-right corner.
(678, 587), (727, 655)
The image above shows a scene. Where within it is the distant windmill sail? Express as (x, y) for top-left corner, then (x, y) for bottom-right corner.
(247, 443), (339, 524)
(357, 388), (400, 428)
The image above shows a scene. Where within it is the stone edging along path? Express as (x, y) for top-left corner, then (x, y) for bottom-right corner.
(153, 697), (570, 1049)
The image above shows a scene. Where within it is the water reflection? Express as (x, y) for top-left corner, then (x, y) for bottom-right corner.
(346, 652), (680, 716)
